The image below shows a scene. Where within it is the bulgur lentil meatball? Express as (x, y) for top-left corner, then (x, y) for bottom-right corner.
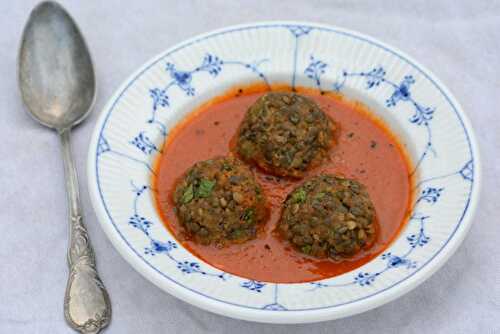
(237, 92), (336, 178)
(279, 175), (376, 259)
(173, 157), (268, 246)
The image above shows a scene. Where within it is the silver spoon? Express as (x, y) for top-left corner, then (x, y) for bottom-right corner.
(18, 2), (111, 333)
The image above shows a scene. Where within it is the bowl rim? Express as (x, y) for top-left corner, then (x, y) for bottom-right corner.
(87, 21), (481, 323)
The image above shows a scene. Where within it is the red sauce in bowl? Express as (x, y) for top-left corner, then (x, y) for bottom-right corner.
(153, 84), (413, 283)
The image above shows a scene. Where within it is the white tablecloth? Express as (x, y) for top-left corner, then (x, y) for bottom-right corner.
(1, 1), (499, 333)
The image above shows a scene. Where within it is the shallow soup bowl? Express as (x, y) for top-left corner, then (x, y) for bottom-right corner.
(88, 22), (480, 323)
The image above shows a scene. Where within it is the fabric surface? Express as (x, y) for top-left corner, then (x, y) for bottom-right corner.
(1, 1), (499, 333)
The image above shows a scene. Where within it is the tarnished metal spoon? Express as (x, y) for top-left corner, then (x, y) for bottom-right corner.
(18, 2), (111, 333)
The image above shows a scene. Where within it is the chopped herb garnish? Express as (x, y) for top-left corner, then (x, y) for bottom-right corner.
(196, 179), (216, 198)
(291, 188), (307, 203)
(181, 184), (194, 204)
(283, 150), (294, 165)
(242, 208), (255, 222)
(301, 245), (312, 254)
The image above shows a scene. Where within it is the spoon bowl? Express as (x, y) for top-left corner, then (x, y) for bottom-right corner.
(18, 1), (95, 131)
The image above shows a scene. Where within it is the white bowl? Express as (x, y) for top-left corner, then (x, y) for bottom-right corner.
(87, 22), (480, 323)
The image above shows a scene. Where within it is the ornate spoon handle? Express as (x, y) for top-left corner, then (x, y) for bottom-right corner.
(60, 129), (111, 334)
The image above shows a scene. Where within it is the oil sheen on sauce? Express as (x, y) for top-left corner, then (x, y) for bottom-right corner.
(153, 84), (412, 283)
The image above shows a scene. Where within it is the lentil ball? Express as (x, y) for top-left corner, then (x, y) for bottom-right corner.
(279, 174), (376, 259)
(237, 92), (336, 178)
(173, 157), (268, 247)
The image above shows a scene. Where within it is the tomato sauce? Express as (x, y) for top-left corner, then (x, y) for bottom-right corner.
(153, 84), (413, 283)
